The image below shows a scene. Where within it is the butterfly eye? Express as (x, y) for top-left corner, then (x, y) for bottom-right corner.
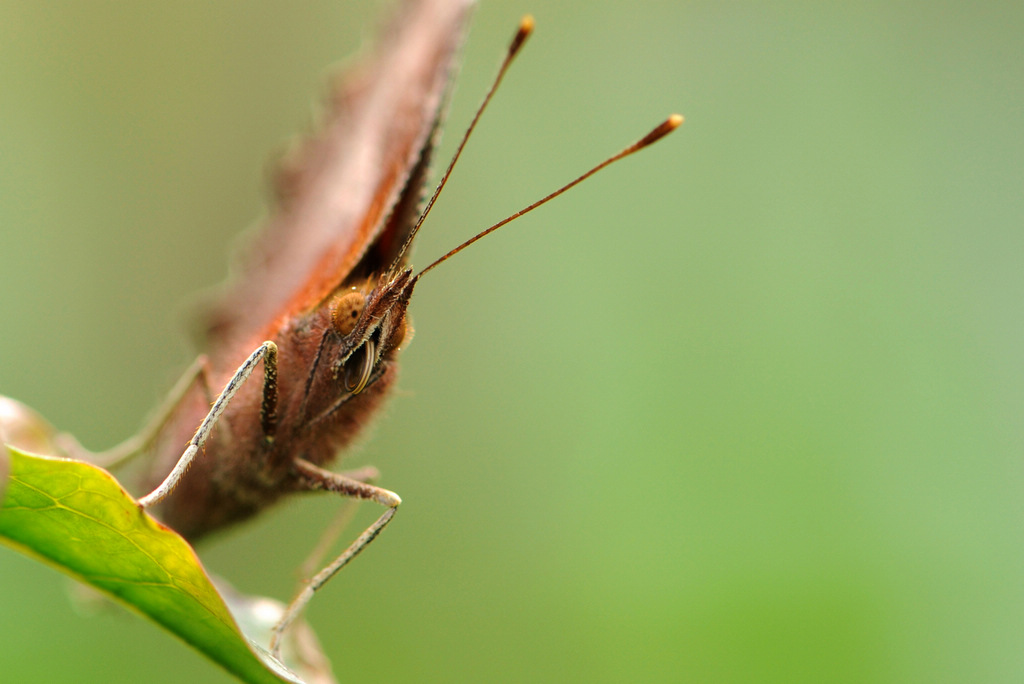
(331, 291), (366, 336)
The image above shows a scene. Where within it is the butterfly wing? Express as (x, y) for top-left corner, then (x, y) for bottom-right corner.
(205, 0), (475, 365)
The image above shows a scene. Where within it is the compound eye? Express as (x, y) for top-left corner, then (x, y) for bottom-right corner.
(331, 291), (366, 336)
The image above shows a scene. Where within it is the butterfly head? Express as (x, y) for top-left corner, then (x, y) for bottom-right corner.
(324, 268), (416, 397)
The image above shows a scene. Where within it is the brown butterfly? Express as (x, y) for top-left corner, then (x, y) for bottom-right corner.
(61, 0), (680, 655)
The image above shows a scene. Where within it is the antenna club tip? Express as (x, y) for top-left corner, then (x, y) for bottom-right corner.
(509, 15), (534, 54)
(636, 114), (685, 148)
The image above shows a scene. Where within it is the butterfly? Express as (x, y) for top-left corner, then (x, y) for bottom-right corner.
(57, 0), (679, 656)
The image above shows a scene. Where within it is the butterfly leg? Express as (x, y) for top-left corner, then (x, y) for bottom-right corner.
(269, 456), (400, 657)
(297, 465), (382, 580)
(57, 354), (215, 469)
(138, 341), (278, 508)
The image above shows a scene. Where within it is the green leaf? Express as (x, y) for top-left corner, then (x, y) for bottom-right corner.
(0, 445), (309, 684)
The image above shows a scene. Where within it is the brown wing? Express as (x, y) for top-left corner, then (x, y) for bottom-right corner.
(205, 0), (474, 364)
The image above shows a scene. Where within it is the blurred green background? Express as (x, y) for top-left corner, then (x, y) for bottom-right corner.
(1, 1), (1022, 682)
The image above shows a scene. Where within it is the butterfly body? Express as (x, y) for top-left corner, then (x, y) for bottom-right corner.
(73, 0), (678, 655)
(146, 272), (413, 540)
(139, 0), (472, 541)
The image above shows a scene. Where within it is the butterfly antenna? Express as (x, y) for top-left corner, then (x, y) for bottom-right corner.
(390, 15), (535, 275)
(416, 113), (683, 280)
